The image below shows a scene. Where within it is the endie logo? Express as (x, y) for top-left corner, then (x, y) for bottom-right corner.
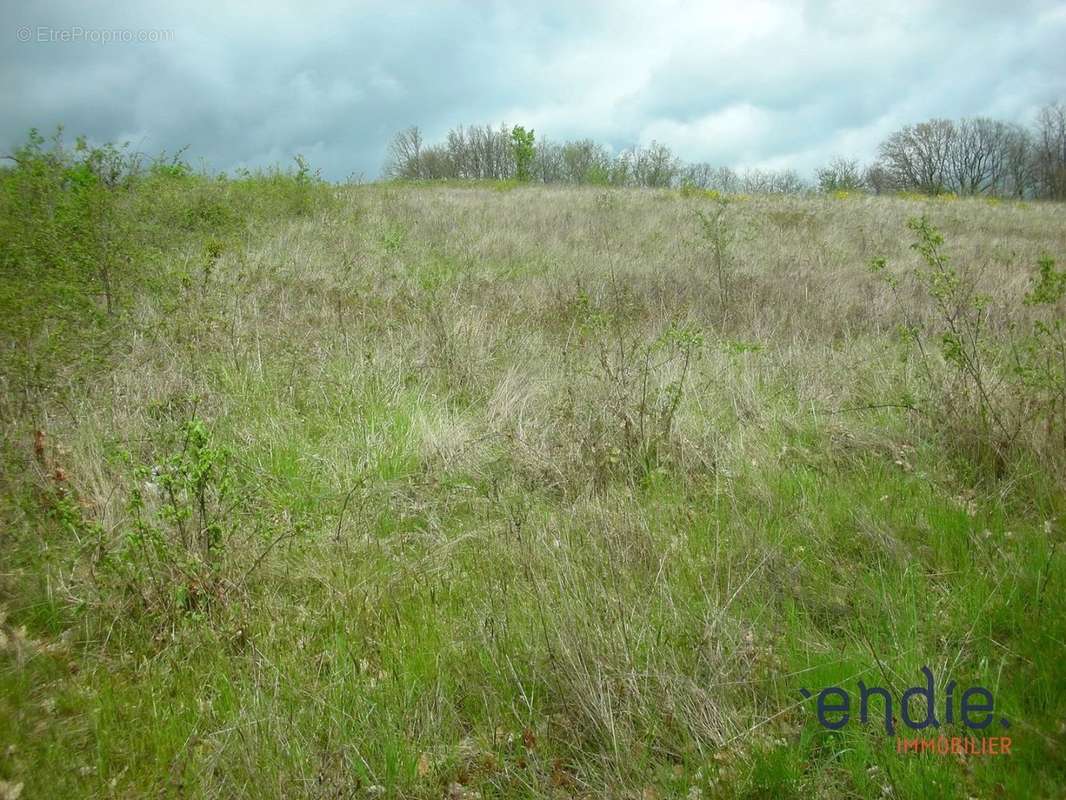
(800, 667), (1013, 756)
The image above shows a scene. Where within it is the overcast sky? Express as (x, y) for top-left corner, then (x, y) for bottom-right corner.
(4, 1), (1065, 181)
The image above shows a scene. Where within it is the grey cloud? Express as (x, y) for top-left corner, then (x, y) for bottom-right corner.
(3, 0), (1064, 180)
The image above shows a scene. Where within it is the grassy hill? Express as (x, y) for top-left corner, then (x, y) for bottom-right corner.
(2, 150), (1065, 798)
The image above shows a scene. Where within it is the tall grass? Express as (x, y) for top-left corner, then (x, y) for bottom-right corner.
(1, 135), (1065, 798)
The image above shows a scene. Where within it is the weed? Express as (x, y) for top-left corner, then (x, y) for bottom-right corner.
(107, 417), (236, 618)
(564, 288), (705, 484)
(1014, 255), (1066, 455)
(695, 197), (736, 304)
(868, 217), (1064, 475)
(381, 222), (407, 254)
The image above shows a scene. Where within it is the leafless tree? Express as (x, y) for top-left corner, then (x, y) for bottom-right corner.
(560, 139), (611, 183)
(609, 149), (633, 186)
(630, 141), (679, 188)
(384, 126), (424, 179)
(709, 166), (740, 193)
(863, 163), (896, 195)
(948, 117), (1011, 196)
(878, 119), (955, 194)
(419, 145), (455, 180)
(872, 114), (1045, 198)
(741, 167), (805, 194)
(680, 163), (744, 193)
(1034, 101), (1066, 200)
(532, 138), (564, 183)
(442, 124), (514, 180)
(816, 156), (865, 192)
(1002, 124), (1035, 198)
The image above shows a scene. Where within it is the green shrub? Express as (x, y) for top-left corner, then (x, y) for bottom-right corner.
(1014, 255), (1066, 456)
(0, 128), (144, 398)
(868, 217), (1065, 474)
(679, 180), (723, 201)
(563, 287), (704, 485)
(109, 417), (237, 619)
(0, 128), (139, 313)
(695, 196), (736, 303)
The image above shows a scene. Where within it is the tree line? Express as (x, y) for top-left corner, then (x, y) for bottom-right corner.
(384, 123), (804, 193)
(384, 101), (1066, 200)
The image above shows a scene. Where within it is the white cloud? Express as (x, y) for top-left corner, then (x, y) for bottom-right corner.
(3, 0), (1064, 179)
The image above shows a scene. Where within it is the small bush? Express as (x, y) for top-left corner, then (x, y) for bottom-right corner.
(0, 128), (140, 314)
(179, 186), (242, 232)
(561, 287), (704, 485)
(868, 217), (1065, 474)
(680, 181), (725, 201)
(107, 417), (238, 618)
(1015, 255), (1066, 456)
(0, 129), (145, 398)
(695, 197), (737, 304)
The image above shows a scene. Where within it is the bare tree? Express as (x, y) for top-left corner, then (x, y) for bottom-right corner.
(609, 149), (633, 187)
(1002, 124), (1035, 198)
(874, 114), (1044, 198)
(443, 123), (515, 180)
(709, 166), (740, 193)
(948, 117), (1010, 196)
(816, 156), (865, 192)
(771, 168), (805, 194)
(560, 139), (611, 184)
(680, 161), (714, 189)
(384, 126), (424, 179)
(740, 167), (805, 194)
(1034, 101), (1066, 200)
(878, 119), (955, 194)
(863, 163), (895, 195)
(419, 145), (455, 180)
(631, 141), (679, 188)
(533, 138), (565, 183)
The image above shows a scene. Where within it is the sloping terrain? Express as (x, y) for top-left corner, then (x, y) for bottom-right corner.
(2, 174), (1065, 798)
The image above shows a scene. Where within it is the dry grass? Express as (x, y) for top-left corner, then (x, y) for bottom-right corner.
(2, 182), (1065, 798)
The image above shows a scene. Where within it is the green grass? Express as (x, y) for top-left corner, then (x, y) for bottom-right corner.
(2, 157), (1065, 798)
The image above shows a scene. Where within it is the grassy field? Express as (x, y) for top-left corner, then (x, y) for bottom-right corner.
(2, 167), (1065, 798)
